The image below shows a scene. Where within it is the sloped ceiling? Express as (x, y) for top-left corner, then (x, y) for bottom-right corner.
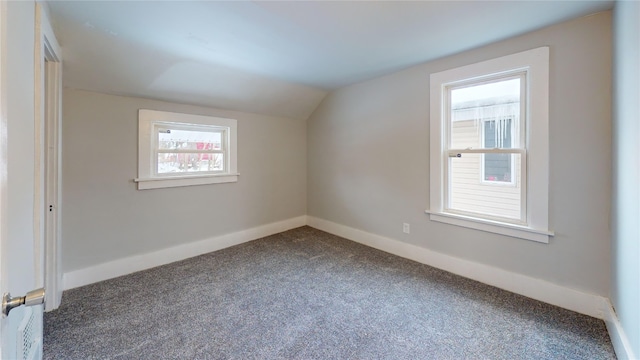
(46, 1), (613, 120)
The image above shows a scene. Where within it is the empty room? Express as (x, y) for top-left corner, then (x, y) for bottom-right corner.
(0, 0), (638, 359)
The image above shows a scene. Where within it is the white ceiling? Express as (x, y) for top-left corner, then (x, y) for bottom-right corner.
(46, 0), (613, 120)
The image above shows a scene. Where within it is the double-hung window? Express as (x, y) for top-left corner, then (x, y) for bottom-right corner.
(135, 109), (238, 190)
(428, 47), (552, 243)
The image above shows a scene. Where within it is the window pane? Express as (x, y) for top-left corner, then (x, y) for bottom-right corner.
(450, 78), (520, 149)
(157, 153), (224, 174)
(483, 119), (512, 149)
(484, 153), (512, 182)
(483, 119), (512, 182)
(449, 153), (522, 220)
(158, 129), (222, 151)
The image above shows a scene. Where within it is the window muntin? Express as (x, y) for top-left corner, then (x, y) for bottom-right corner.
(136, 109), (238, 190)
(428, 47), (551, 243)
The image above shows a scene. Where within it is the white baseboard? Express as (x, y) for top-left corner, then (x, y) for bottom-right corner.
(306, 216), (608, 319)
(63, 216), (307, 290)
(603, 300), (637, 360)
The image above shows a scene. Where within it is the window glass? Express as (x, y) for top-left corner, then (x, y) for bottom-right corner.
(158, 129), (222, 151)
(449, 153), (522, 220)
(157, 153), (224, 174)
(449, 78), (520, 149)
(446, 76), (523, 221)
(155, 126), (225, 175)
(483, 119), (513, 182)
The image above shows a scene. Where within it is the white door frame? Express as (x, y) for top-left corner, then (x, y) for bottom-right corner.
(34, 3), (62, 311)
(0, 0), (9, 356)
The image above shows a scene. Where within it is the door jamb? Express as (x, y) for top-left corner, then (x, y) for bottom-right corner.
(0, 0), (9, 356)
(34, 3), (62, 311)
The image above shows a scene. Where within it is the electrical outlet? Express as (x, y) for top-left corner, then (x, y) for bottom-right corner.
(403, 223), (410, 234)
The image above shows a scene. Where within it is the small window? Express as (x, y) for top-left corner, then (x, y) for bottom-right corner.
(429, 47), (552, 243)
(135, 109), (238, 190)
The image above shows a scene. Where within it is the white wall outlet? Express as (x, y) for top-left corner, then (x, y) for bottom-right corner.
(403, 223), (410, 234)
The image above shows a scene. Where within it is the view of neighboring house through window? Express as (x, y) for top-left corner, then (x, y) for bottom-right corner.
(429, 47), (551, 243)
(136, 109), (238, 190)
(448, 77), (523, 222)
(483, 118), (513, 183)
(156, 126), (225, 174)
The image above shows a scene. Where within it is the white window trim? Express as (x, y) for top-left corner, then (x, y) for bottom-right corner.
(135, 109), (239, 190)
(428, 47), (552, 243)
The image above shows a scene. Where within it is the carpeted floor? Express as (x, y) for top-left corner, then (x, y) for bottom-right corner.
(44, 226), (615, 359)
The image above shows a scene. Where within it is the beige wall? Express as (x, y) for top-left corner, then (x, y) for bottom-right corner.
(62, 89), (307, 272)
(308, 12), (612, 295)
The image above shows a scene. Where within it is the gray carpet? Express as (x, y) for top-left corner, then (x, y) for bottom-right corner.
(44, 226), (615, 359)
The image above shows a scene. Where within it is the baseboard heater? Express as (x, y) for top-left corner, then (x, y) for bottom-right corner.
(17, 307), (41, 360)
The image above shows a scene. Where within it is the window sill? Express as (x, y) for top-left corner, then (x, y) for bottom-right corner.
(425, 210), (553, 243)
(134, 173), (239, 190)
